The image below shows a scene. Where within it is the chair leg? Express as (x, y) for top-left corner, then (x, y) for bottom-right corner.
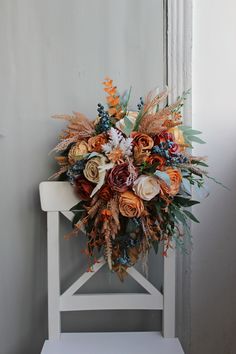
(163, 247), (176, 338)
(47, 211), (61, 339)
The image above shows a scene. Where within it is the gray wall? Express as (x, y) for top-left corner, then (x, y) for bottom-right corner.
(0, 1), (164, 353)
(191, 1), (236, 353)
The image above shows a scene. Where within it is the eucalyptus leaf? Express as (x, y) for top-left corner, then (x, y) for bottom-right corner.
(186, 129), (202, 135)
(183, 210), (200, 223)
(181, 178), (192, 195)
(154, 170), (171, 186)
(180, 126), (202, 135)
(173, 208), (187, 224)
(122, 86), (132, 113)
(193, 161), (209, 167)
(123, 116), (133, 136)
(174, 196), (200, 207)
(133, 108), (144, 131)
(187, 135), (206, 144)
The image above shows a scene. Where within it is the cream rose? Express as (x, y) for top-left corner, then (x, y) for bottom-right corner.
(83, 155), (106, 183)
(132, 175), (160, 201)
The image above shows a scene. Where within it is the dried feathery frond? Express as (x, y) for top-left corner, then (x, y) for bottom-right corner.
(189, 155), (208, 162)
(138, 113), (167, 135)
(138, 97), (183, 136)
(48, 166), (68, 180)
(109, 197), (120, 236)
(85, 199), (103, 219)
(64, 215), (89, 240)
(52, 112), (95, 143)
(102, 220), (113, 270)
(141, 214), (159, 242)
(128, 247), (140, 266)
(50, 135), (78, 153)
(55, 156), (69, 166)
(179, 163), (207, 177)
(143, 88), (168, 115)
(52, 114), (75, 122)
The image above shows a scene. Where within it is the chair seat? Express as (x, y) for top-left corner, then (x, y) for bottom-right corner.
(41, 331), (184, 354)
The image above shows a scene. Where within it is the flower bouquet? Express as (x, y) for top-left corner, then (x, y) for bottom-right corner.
(50, 78), (213, 279)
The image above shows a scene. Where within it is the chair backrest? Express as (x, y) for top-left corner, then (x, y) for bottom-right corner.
(39, 181), (176, 339)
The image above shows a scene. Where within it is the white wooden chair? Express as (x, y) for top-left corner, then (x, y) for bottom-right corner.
(39, 181), (184, 354)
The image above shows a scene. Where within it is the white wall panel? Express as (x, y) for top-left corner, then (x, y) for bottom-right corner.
(0, 1), (164, 353)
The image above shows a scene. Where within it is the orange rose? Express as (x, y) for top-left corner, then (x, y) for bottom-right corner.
(146, 154), (166, 169)
(68, 141), (89, 164)
(133, 145), (150, 165)
(160, 168), (182, 196)
(119, 191), (144, 218)
(131, 132), (154, 150)
(88, 133), (107, 152)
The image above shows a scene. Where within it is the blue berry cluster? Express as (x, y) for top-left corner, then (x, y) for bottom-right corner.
(67, 159), (86, 184)
(95, 103), (111, 133)
(117, 252), (130, 266)
(152, 141), (188, 166)
(137, 96), (144, 111)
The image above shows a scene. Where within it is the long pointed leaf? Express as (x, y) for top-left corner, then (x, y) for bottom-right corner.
(188, 135), (206, 144)
(183, 210), (200, 223)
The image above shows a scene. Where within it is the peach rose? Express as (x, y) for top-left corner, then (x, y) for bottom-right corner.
(168, 127), (186, 150)
(119, 191), (144, 218)
(68, 141), (89, 164)
(160, 168), (182, 196)
(133, 175), (160, 201)
(88, 133), (107, 152)
(130, 132), (154, 150)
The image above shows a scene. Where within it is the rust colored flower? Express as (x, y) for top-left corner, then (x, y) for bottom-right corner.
(154, 131), (174, 145)
(101, 209), (112, 221)
(88, 133), (107, 153)
(146, 154), (166, 169)
(169, 142), (179, 155)
(119, 191), (144, 218)
(68, 141), (89, 164)
(98, 185), (113, 201)
(160, 168), (182, 196)
(108, 163), (138, 193)
(130, 132), (154, 150)
(75, 176), (95, 200)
